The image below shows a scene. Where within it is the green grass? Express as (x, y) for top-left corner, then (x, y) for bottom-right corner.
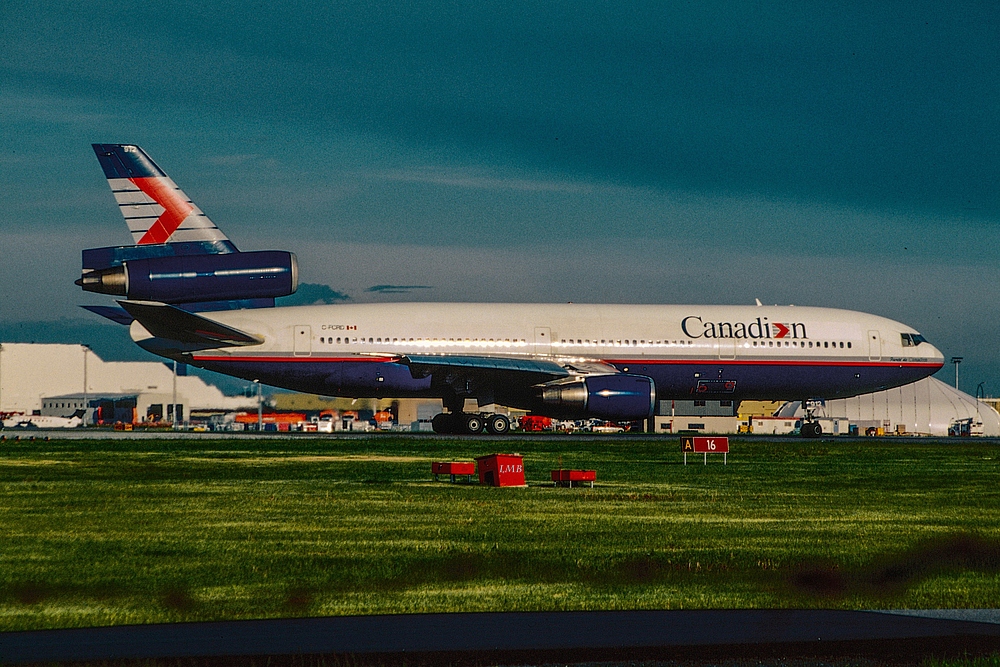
(1, 435), (999, 630)
(925, 656), (1000, 667)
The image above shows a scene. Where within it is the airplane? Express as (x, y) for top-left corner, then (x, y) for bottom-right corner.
(78, 144), (945, 436)
(2, 410), (86, 429)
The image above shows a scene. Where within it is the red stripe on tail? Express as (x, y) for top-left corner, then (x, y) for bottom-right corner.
(131, 177), (194, 245)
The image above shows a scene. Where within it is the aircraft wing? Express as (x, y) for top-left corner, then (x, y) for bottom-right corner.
(400, 354), (575, 408)
(401, 354), (571, 376)
(401, 355), (572, 393)
(118, 300), (263, 347)
(398, 354), (642, 415)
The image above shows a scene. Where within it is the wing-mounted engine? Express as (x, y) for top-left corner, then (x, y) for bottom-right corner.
(78, 248), (297, 304)
(537, 374), (656, 421)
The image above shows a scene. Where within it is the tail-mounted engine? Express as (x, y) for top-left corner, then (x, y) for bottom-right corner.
(537, 374), (656, 421)
(77, 248), (297, 304)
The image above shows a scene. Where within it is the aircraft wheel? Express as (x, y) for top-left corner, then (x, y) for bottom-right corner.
(801, 421), (822, 438)
(485, 414), (510, 435)
(463, 414), (484, 434)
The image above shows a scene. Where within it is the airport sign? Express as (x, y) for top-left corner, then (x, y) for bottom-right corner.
(681, 436), (729, 465)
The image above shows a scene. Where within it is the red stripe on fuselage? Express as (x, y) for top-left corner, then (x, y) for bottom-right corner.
(190, 355), (941, 369)
(192, 356), (400, 363)
(131, 177), (194, 245)
(603, 359), (943, 368)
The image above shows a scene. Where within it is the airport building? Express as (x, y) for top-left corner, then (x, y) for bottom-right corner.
(774, 376), (1000, 437)
(0, 343), (254, 423)
(42, 392), (189, 424)
(653, 399), (740, 434)
(649, 379), (1000, 437)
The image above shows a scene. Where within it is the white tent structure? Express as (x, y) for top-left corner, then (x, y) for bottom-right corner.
(776, 376), (1000, 437)
(0, 343), (254, 415)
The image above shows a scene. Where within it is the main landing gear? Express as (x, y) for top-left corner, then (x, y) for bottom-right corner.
(799, 398), (823, 438)
(431, 412), (511, 435)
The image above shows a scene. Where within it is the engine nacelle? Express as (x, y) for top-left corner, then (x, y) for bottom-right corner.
(77, 250), (298, 304)
(537, 374), (656, 421)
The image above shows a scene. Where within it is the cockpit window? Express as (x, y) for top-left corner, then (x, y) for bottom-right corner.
(901, 333), (927, 347)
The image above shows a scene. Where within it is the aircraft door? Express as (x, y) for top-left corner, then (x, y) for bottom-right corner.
(867, 330), (881, 361)
(718, 339), (736, 360)
(534, 327), (551, 355)
(294, 325), (312, 357)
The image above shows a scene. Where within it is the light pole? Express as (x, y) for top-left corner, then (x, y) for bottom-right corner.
(951, 357), (963, 391)
(172, 360), (178, 428)
(254, 380), (262, 432)
(82, 344), (90, 427)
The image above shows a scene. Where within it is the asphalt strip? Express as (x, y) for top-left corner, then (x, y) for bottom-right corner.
(875, 608), (1000, 624)
(3, 610), (1000, 664)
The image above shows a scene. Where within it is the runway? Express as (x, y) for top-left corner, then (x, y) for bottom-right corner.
(3, 428), (998, 445)
(2, 610), (1000, 664)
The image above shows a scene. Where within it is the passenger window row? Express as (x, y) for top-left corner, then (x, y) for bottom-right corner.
(556, 339), (694, 347)
(318, 336), (529, 346)
(748, 340), (851, 349)
(315, 335), (852, 350)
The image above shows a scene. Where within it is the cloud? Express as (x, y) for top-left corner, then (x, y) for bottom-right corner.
(276, 283), (351, 306)
(366, 284), (433, 294)
(0, 90), (115, 126)
(200, 154), (267, 167)
(376, 168), (594, 193)
(4, 2), (997, 218)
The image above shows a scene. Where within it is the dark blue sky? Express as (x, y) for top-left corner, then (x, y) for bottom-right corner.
(2, 1), (998, 392)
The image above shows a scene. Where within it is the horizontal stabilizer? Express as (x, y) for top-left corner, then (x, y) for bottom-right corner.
(118, 300), (263, 347)
(81, 305), (135, 325)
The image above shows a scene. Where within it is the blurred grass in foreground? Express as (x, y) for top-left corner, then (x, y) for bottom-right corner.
(1, 435), (999, 630)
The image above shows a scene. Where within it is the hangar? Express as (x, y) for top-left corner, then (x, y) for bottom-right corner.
(776, 376), (1000, 437)
(0, 343), (253, 423)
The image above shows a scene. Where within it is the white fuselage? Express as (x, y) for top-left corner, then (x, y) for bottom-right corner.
(135, 302), (941, 364)
(2, 415), (83, 429)
(131, 302), (944, 405)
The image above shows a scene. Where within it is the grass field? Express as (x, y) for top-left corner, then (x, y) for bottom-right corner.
(1, 434), (999, 631)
